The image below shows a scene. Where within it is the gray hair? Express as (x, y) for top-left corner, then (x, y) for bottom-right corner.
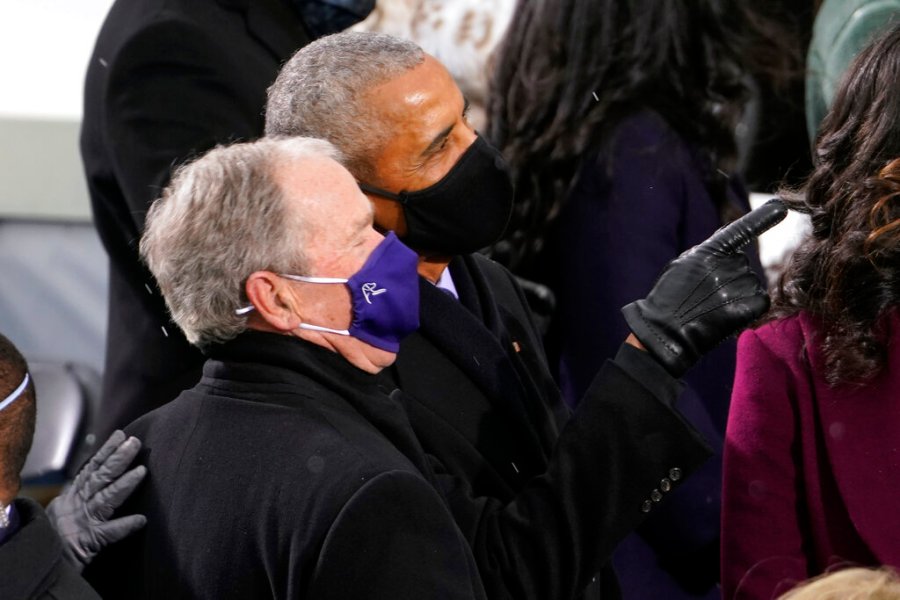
(265, 31), (425, 181)
(140, 137), (343, 349)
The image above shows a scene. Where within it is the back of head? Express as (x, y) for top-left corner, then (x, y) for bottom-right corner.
(778, 567), (900, 600)
(140, 137), (342, 349)
(0, 333), (36, 501)
(265, 31), (425, 181)
(486, 0), (787, 269)
(775, 23), (900, 385)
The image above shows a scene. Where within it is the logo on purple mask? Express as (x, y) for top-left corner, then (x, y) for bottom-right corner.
(236, 232), (419, 352)
(340, 232), (419, 351)
(360, 282), (387, 304)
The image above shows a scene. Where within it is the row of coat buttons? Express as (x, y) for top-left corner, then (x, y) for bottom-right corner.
(641, 467), (682, 513)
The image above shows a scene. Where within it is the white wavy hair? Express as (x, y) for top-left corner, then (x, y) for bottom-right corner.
(140, 137), (342, 348)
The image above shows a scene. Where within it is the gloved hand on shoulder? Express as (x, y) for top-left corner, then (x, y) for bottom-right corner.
(46, 429), (147, 572)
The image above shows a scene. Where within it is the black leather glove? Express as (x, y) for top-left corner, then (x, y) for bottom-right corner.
(46, 430), (148, 572)
(622, 199), (787, 378)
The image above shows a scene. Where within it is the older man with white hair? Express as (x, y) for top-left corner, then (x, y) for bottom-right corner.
(84, 136), (487, 599)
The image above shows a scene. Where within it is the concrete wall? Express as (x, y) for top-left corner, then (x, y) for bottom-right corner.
(0, 0), (113, 220)
(0, 118), (91, 220)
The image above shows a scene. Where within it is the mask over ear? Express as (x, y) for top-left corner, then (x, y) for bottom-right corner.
(292, 0), (375, 38)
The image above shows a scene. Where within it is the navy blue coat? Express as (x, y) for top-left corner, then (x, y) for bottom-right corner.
(538, 111), (760, 599)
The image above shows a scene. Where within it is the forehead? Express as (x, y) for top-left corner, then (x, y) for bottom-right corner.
(279, 157), (371, 229)
(364, 55), (462, 144)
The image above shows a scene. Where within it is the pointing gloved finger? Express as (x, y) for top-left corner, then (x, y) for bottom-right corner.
(83, 435), (143, 499)
(702, 198), (788, 255)
(88, 465), (147, 521)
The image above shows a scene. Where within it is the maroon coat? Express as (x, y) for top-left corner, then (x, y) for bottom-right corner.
(721, 310), (900, 599)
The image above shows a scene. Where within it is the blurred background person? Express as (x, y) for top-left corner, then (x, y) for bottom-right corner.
(0, 332), (92, 600)
(740, 0), (815, 194)
(486, 1), (790, 597)
(723, 23), (900, 599)
(0, 332), (146, 599)
(80, 0), (373, 442)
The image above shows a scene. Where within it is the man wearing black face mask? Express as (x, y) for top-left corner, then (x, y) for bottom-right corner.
(80, 0), (372, 442)
(266, 32), (787, 600)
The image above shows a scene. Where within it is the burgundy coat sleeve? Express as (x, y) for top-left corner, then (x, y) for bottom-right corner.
(721, 327), (809, 599)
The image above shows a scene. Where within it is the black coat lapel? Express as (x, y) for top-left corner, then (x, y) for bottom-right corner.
(412, 271), (550, 468)
(455, 255), (568, 451)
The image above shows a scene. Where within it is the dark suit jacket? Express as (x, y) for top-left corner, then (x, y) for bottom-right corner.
(80, 0), (311, 438)
(722, 310), (900, 600)
(385, 253), (712, 599)
(0, 499), (100, 600)
(85, 332), (487, 600)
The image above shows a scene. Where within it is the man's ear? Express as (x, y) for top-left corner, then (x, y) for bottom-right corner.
(245, 272), (301, 332)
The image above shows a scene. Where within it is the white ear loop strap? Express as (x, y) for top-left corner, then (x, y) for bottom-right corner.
(234, 273), (349, 316)
(0, 372), (30, 413)
(296, 323), (350, 336)
(280, 274), (348, 284)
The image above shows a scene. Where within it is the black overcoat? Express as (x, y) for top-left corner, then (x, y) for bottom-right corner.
(382, 253), (712, 598)
(86, 321), (709, 599)
(86, 332), (488, 599)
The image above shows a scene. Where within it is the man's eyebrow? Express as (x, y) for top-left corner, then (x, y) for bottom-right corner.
(420, 97), (469, 158)
(421, 124), (454, 158)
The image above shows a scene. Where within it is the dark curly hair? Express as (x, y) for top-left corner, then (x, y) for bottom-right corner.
(773, 23), (900, 386)
(486, 0), (794, 270)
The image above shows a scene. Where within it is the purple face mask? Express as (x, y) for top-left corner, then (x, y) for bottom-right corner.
(237, 232), (420, 352)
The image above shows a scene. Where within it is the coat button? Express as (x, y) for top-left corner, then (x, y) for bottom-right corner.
(669, 467), (682, 481)
(641, 500), (652, 513)
(650, 489), (662, 502)
(660, 478), (672, 492)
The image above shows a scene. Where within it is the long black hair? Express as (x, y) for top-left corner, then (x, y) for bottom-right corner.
(773, 23), (900, 386)
(486, 0), (793, 269)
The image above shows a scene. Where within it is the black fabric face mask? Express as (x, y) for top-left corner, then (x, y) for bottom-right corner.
(359, 136), (515, 256)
